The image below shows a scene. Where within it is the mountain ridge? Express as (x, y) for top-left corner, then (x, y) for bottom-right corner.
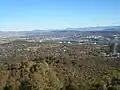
(0, 26), (120, 37)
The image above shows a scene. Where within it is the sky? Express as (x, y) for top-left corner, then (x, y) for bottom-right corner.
(0, 0), (120, 31)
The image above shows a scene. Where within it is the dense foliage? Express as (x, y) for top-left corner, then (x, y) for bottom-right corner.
(0, 42), (120, 90)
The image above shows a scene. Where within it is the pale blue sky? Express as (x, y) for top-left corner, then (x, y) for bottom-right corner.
(0, 0), (120, 31)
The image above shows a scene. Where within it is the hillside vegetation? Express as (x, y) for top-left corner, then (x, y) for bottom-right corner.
(0, 43), (120, 90)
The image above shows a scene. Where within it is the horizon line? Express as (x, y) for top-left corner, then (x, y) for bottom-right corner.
(0, 25), (120, 32)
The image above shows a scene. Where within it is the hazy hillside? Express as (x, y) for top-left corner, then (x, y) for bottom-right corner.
(0, 26), (120, 37)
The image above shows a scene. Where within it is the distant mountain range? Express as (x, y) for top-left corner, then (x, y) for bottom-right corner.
(0, 26), (120, 37)
(65, 26), (120, 31)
